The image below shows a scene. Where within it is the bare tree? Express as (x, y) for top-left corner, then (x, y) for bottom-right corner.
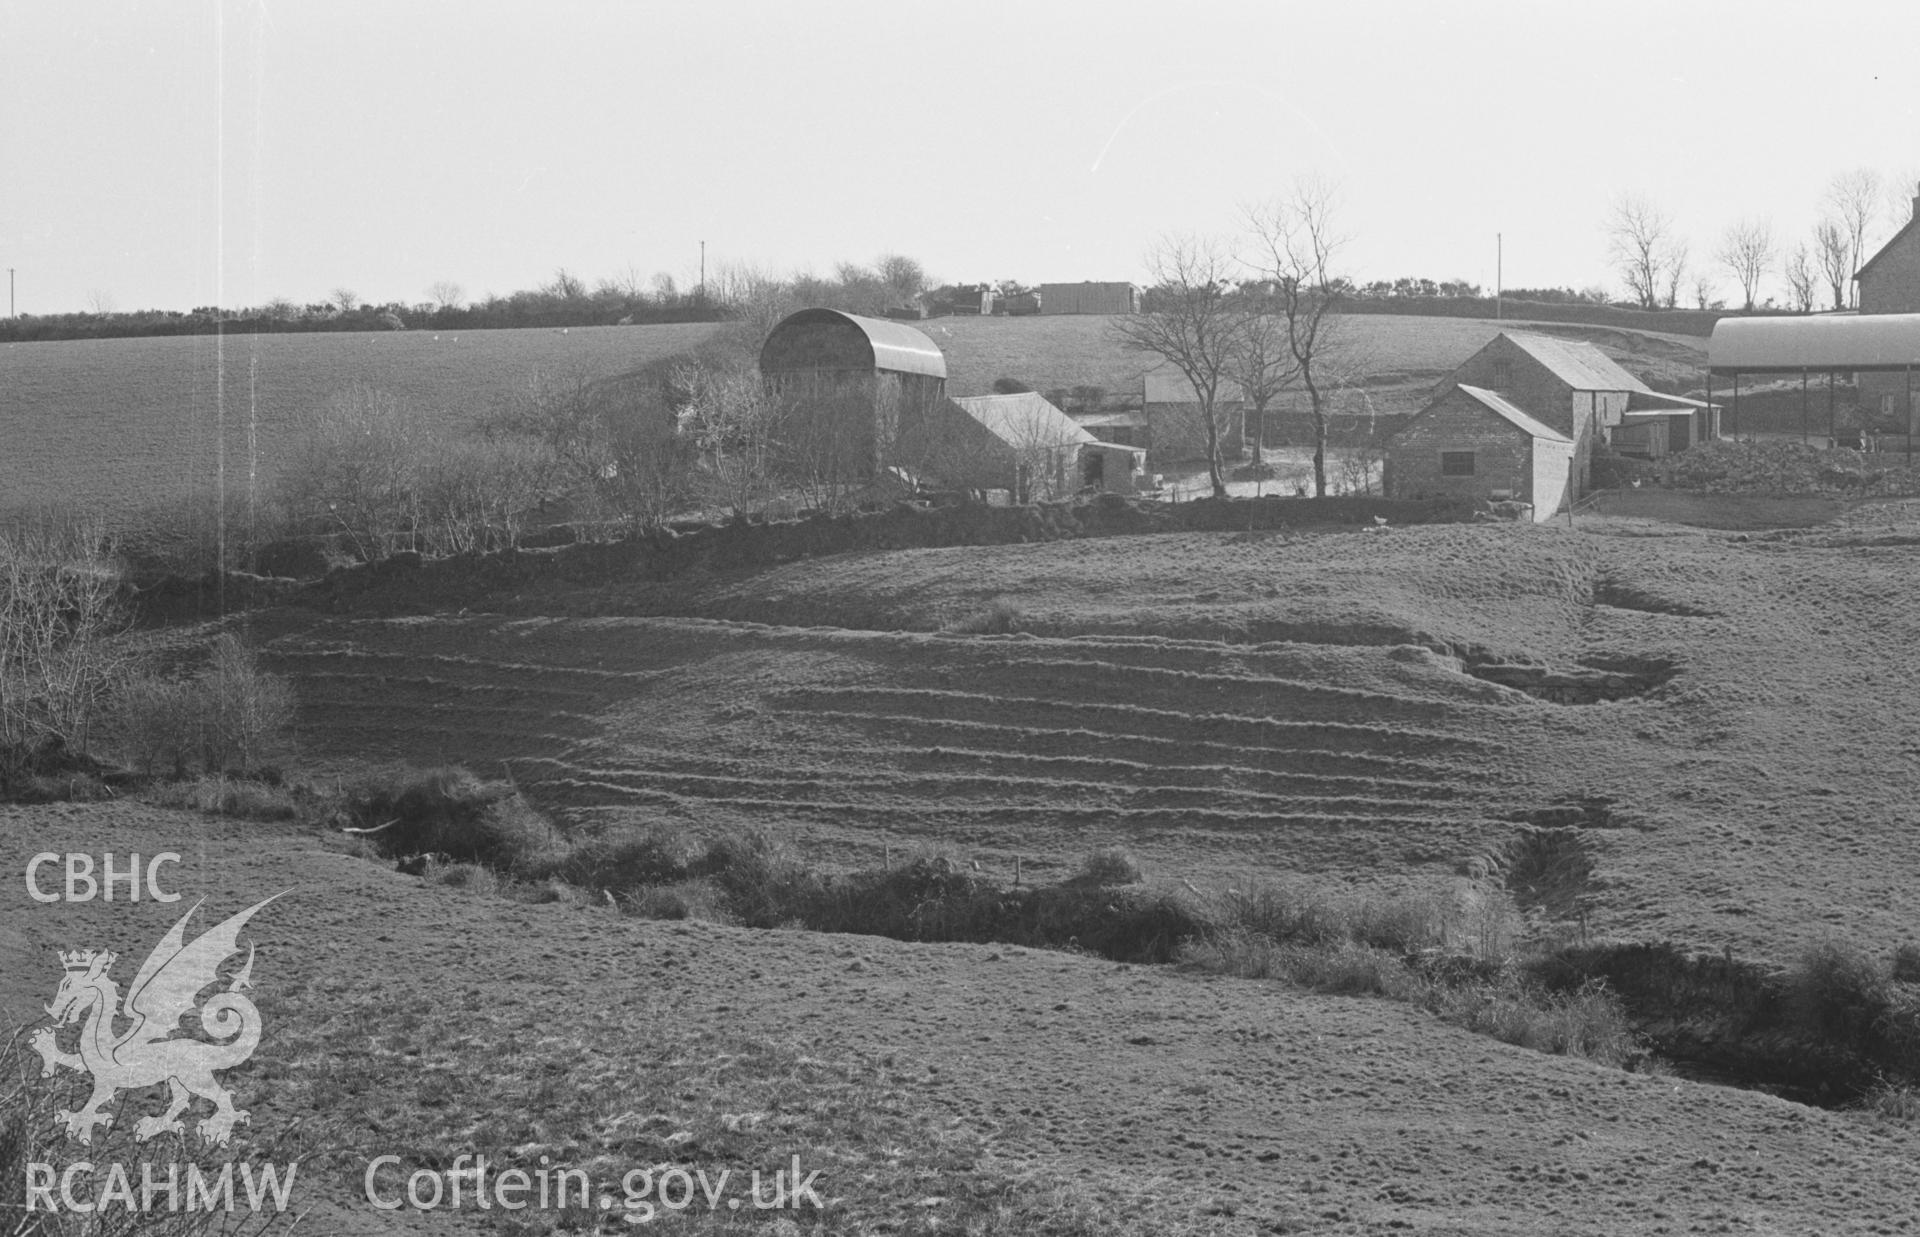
(1662, 239), (1690, 310)
(1247, 179), (1351, 497)
(1606, 195), (1684, 310)
(1109, 234), (1243, 498)
(427, 280), (465, 311)
(85, 289), (117, 315)
(1814, 218), (1852, 311)
(330, 287), (360, 314)
(1828, 168), (1883, 305)
(0, 511), (127, 788)
(673, 358), (777, 515)
(1784, 245), (1820, 313)
(1226, 290), (1299, 469)
(546, 268), (587, 300)
(1881, 168), (1919, 233)
(492, 367), (693, 534)
(1717, 217), (1775, 311)
(1691, 268), (1717, 311)
(279, 387), (428, 558)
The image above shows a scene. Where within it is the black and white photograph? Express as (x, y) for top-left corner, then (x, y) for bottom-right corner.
(4, 2), (1919, 1232)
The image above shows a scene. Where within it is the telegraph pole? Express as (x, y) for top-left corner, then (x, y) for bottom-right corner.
(7, 268), (13, 317)
(1495, 235), (1502, 321)
(699, 240), (706, 307)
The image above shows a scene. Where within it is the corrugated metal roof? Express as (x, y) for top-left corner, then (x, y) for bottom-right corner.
(1452, 384), (1574, 442)
(951, 393), (1095, 448)
(761, 307), (948, 379)
(1502, 332), (1652, 394)
(1709, 313), (1920, 373)
(1143, 366), (1246, 404)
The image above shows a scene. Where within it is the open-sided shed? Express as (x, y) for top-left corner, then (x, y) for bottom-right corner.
(1707, 313), (1920, 449)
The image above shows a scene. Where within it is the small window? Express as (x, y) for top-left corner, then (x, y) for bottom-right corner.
(1440, 451), (1476, 476)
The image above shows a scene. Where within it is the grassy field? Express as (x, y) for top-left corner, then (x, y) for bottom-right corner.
(0, 324), (720, 528)
(1, 313), (1704, 529)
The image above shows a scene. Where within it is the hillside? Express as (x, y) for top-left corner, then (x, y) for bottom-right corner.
(255, 506), (1919, 959)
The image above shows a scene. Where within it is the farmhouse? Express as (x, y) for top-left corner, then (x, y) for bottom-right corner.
(758, 307), (949, 474)
(1383, 384), (1573, 521)
(1850, 183), (1920, 430)
(1856, 184), (1920, 315)
(936, 392), (1145, 500)
(1435, 331), (1710, 496)
(1038, 282), (1144, 315)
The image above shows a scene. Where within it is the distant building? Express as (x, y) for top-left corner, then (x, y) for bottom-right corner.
(1037, 282), (1143, 315)
(997, 290), (1042, 316)
(1853, 183), (1920, 432)
(1383, 384), (1573, 521)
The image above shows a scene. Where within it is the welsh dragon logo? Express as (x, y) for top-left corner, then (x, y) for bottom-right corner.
(30, 894), (281, 1147)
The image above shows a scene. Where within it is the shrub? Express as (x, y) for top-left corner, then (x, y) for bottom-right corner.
(344, 767), (553, 868)
(114, 635), (295, 777)
(1786, 939), (1892, 1047)
(0, 509), (127, 793)
(148, 774), (298, 821)
(1072, 846), (1143, 887)
(195, 635), (296, 773)
(1893, 943), (1920, 984)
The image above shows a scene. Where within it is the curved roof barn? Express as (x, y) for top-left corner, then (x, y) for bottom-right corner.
(1709, 314), (1920, 373)
(758, 308), (947, 380)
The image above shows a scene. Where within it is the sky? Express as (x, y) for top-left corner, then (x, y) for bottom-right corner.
(2, 0), (1918, 316)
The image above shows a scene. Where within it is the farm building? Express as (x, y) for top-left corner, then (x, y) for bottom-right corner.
(1708, 314), (1920, 451)
(1140, 367), (1247, 465)
(1038, 282), (1143, 315)
(1383, 384), (1572, 521)
(1851, 184), (1920, 432)
(1857, 184), (1920, 315)
(758, 308), (949, 475)
(911, 392), (1144, 501)
(924, 284), (993, 316)
(1436, 332), (1711, 496)
(997, 290), (1042, 316)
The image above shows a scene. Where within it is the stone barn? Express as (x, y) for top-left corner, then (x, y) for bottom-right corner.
(758, 308), (948, 477)
(1437, 332), (1707, 497)
(919, 392), (1144, 501)
(1140, 367), (1246, 466)
(1384, 384), (1572, 520)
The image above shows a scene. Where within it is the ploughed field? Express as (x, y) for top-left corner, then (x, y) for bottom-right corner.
(257, 507), (1920, 956)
